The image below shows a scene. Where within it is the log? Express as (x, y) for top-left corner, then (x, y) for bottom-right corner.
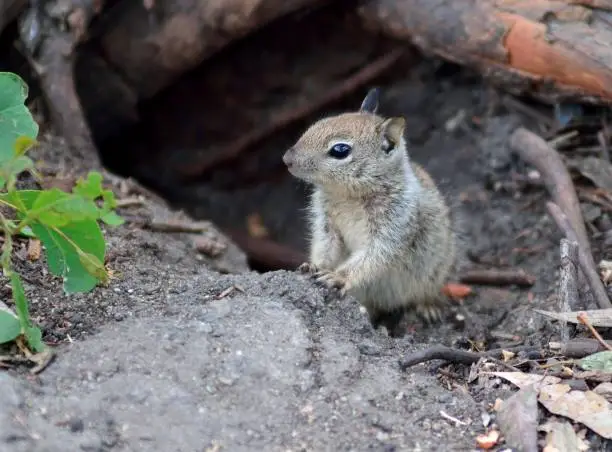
(98, 0), (333, 100)
(358, 0), (612, 105)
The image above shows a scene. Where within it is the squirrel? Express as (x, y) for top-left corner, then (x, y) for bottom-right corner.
(282, 87), (456, 337)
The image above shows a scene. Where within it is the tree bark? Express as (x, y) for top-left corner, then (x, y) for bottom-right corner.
(98, 0), (332, 100)
(358, 0), (612, 104)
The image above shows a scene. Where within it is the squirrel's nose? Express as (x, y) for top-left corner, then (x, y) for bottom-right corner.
(282, 149), (294, 168)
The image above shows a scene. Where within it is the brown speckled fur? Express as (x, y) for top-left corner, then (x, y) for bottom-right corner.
(282, 90), (455, 336)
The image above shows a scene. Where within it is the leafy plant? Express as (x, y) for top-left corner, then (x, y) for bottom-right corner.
(0, 72), (124, 352)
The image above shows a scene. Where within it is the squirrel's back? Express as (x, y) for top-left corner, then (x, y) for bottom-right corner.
(283, 88), (456, 334)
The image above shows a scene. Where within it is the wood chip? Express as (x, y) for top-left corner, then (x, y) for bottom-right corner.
(475, 430), (499, 450)
(534, 309), (612, 328)
(442, 282), (473, 300)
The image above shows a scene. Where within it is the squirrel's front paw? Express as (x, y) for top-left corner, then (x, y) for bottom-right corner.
(298, 262), (318, 274)
(314, 270), (348, 297)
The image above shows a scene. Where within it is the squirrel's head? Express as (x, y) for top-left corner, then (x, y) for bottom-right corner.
(282, 88), (408, 190)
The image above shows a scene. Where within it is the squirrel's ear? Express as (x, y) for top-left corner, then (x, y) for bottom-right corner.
(379, 117), (405, 147)
(360, 87), (380, 114)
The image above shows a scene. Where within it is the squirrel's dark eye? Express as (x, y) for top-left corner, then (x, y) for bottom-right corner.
(328, 143), (352, 159)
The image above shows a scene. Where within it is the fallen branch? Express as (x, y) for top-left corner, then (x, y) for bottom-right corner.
(509, 128), (590, 254)
(399, 345), (541, 370)
(549, 338), (612, 358)
(509, 127), (609, 308)
(22, 24), (101, 166)
(458, 268), (535, 287)
(179, 48), (406, 181)
(547, 202), (612, 309)
(225, 230), (306, 270)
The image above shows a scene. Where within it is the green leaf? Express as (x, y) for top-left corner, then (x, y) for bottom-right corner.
(32, 188), (98, 226)
(77, 249), (109, 285)
(10, 272), (44, 352)
(24, 326), (44, 353)
(0, 189), (40, 215)
(0, 72), (38, 162)
(11, 272), (30, 330)
(578, 350), (612, 372)
(31, 219), (106, 293)
(101, 211), (124, 226)
(13, 135), (37, 156)
(74, 171), (122, 221)
(0, 310), (20, 344)
(73, 172), (104, 200)
(18, 225), (36, 238)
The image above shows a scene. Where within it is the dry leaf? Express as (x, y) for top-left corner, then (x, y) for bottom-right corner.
(246, 213), (269, 238)
(442, 282), (472, 299)
(593, 382), (612, 402)
(27, 239), (41, 261)
(497, 385), (538, 452)
(538, 384), (612, 439)
(534, 309), (612, 328)
(501, 350), (515, 362)
(475, 430), (499, 450)
(542, 420), (589, 452)
(485, 371), (561, 389)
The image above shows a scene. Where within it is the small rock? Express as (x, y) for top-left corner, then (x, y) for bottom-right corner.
(68, 417), (85, 433)
(358, 341), (381, 356)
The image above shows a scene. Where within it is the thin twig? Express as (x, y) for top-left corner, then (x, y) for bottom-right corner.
(597, 129), (610, 163)
(501, 96), (555, 130)
(399, 345), (542, 370)
(458, 268), (536, 287)
(547, 130), (578, 149)
(440, 410), (468, 426)
(547, 202), (612, 309)
(577, 312), (612, 351)
(179, 48), (407, 180)
(148, 219), (210, 233)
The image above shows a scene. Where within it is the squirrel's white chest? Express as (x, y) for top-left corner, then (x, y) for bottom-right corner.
(327, 201), (370, 251)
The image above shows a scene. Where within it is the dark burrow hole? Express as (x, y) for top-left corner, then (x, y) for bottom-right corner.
(1, 1), (477, 273)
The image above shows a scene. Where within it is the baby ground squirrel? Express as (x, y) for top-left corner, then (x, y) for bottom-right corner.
(282, 88), (455, 336)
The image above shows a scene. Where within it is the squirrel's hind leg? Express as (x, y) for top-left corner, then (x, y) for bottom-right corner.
(367, 307), (407, 338)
